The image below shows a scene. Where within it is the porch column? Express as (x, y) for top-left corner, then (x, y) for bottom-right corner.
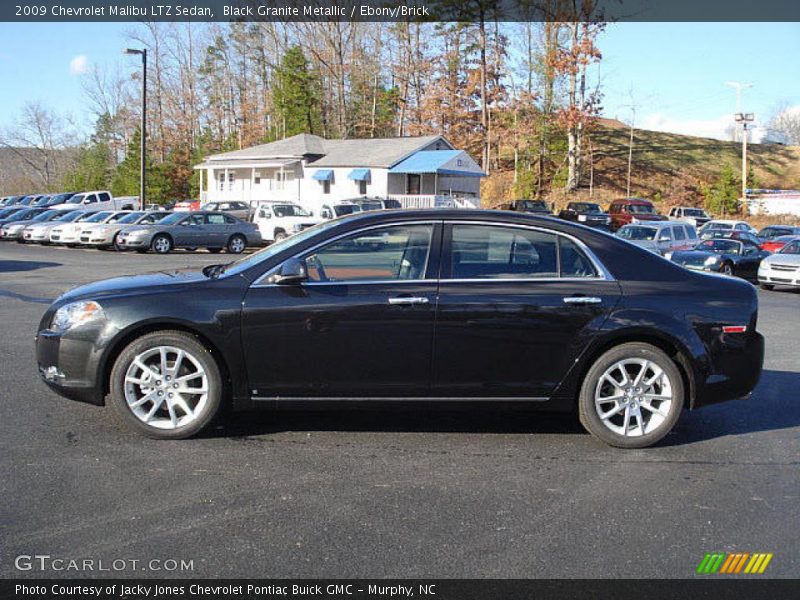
(224, 168), (229, 196)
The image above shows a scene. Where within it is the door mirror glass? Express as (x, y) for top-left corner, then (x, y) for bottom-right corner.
(274, 258), (308, 285)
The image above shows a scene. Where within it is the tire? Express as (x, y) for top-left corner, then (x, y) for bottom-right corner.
(113, 234), (124, 252)
(108, 330), (223, 440)
(760, 283), (774, 291)
(151, 234), (173, 254)
(274, 230), (287, 242)
(208, 247), (223, 254)
(227, 234), (247, 254)
(721, 262), (734, 276)
(578, 342), (684, 449)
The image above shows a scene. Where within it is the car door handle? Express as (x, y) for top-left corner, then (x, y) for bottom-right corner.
(563, 296), (602, 305)
(388, 296), (430, 305)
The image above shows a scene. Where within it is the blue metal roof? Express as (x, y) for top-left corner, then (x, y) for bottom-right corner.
(347, 168), (371, 181)
(388, 150), (484, 177)
(311, 169), (333, 181)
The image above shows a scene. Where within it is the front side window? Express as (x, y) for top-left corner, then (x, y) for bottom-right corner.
(304, 224), (434, 283)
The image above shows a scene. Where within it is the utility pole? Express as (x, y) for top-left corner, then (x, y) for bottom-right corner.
(624, 105), (636, 197)
(725, 82), (752, 140)
(735, 112), (755, 203)
(125, 48), (147, 206)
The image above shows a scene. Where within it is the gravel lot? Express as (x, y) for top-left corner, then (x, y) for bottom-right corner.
(1, 242), (798, 578)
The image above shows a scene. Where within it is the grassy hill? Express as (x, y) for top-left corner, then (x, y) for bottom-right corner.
(483, 119), (800, 217)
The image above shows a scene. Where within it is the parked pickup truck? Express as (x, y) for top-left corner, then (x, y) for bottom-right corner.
(253, 201), (324, 243)
(49, 191), (140, 212)
(667, 206), (711, 228)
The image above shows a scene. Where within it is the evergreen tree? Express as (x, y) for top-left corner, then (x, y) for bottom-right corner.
(272, 46), (321, 137)
(703, 164), (740, 215)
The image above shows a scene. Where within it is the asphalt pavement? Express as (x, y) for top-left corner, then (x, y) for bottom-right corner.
(1, 242), (798, 579)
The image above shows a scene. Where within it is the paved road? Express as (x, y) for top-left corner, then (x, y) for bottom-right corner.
(1, 242), (798, 579)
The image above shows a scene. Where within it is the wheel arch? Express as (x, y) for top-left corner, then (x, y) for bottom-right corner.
(99, 320), (233, 405)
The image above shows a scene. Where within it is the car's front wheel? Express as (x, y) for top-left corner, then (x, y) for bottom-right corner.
(721, 262), (734, 276)
(578, 342), (684, 448)
(108, 331), (223, 439)
(151, 234), (173, 254)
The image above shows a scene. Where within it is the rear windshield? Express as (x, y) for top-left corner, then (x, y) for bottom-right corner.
(628, 204), (656, 214)
(570, 203), (601, 212)
(334, 204), (361, 216)
(684, 208), (706, 217)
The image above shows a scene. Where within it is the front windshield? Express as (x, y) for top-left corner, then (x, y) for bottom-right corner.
(33, 196), (51, 205)
(571, 203), (601, 212)
(138, 212), (170, 224)
(696, 239), (741, 255)
(76, 212), (98, 222)
(334, 204), (361, 216)
(85, 211), (112, 223)
(55, 210), (83, 222)
(618, 226), (658, 241)
(117, 212), (146, 224)
(704, 222), (732, 231)
(159, 212), (188, 225)
(107, 212), (133, 224)
(521, 200), (547, 209)
(32, 210), (60, 221)
(66, 194), (85, 204)
(221, 219), (342, 278)
(10, 209), (37, 220)
(684, 208), (707, 217)
(360, 201), (383, 211)
(0, 208), (21, 218)
(779, 242), (800, 255)
(49, 193), (72, 204)
(628, 204), (656, 214)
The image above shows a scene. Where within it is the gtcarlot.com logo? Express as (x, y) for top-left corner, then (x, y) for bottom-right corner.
(696, 552), (773, 575)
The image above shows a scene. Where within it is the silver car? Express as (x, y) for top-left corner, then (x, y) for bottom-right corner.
(201, 201), (254, 221)
(0, 208), (73, 241)
(23, 210), (89, 244)
(616, 222), (698, 255)
(116, 211), (263, 254)
(79, 211), (171, 250)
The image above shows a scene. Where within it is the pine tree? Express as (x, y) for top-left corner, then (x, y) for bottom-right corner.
(272, 46), (321, 138)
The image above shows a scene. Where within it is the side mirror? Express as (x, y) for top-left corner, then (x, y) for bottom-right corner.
(273, 258), (307, 285)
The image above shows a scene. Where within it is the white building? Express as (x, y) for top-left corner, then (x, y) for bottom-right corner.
(194, 133), (484, 214)
(743, 190), (800, 217)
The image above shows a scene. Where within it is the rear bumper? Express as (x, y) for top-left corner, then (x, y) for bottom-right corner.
(693, 330), (764, 409)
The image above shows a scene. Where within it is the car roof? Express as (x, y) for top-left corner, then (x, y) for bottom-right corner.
(621, 221), (685, 229)
(613, 198), (653, 205)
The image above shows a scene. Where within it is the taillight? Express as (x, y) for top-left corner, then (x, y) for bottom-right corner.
(722, 325), (747, 334)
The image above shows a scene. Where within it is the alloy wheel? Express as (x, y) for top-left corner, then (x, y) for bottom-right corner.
(123, 346), (208, 430)
(593, 358), (674, 438)
(228, 235), (246, 253)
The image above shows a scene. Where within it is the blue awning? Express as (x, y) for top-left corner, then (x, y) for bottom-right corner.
(347, 168), (371, 181)
(312, 169), (333, 181)
(389, 150), (485, 177)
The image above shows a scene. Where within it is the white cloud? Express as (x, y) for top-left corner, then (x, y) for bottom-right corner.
(638, 112), (767, 143)
(69, 55), (89, 75)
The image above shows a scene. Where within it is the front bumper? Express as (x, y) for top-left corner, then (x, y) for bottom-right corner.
(758, 268), (800, 287)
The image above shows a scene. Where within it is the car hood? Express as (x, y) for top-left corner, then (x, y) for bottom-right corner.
(2, 219), (37, 228)
(763, 254), (800, 266)
(121, 227), (154, 236)
(670, 250), (726, 264)
(58, 268), (210, 303)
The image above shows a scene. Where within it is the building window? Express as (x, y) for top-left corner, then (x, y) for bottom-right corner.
(407, 174), (421, 195)
(227, 173), (235, 191)
(358, 179), (367, 195)
(323, 180), (331, 194)
(217, 173), (225, 192)
(254, 171), (261, 185)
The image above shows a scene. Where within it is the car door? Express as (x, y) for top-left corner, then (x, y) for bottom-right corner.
(172, 214), (202, 246)
(241, 221), (442, 398)
(204, 213), (230, 246)
(738, 242), (765, 279)
(432, 222), (621, 399)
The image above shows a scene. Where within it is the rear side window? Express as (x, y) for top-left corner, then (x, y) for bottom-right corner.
(673, 226), (686, 241)
(686, 226), (697, 240)
(449, 225), (597, 280)
(98, 192), (110, 203)
(207, 214), (225, 225)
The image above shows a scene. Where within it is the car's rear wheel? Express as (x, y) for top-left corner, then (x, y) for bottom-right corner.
(108, 331), (223, 439)
(227, 234), (246, 254)
(151, 234), (172, 254)
(721, 262), (734, 276)
(274, 230), (287, 242)
(578, 342), (684, 449)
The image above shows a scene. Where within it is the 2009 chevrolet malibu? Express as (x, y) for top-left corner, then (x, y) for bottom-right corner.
(36, 210), (764, 448)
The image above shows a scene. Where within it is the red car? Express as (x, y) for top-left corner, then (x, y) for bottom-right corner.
(174, 200), (201, 212)
(607, 198), (667, 231)
(762, 234), (800, 253)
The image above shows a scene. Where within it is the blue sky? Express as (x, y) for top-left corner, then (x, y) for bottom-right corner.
(0, 21), (798, 142)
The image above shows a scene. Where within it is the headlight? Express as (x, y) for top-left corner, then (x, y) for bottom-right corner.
(51, 301), (105, 332)
(577, 215), (587, 222)
(664, 252), (673, 260)
(291, 223), (303, 232)
(704, 256), (719, 266)
(630, 217), (639, 224)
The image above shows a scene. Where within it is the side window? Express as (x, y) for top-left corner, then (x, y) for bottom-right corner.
(686, 226), (698, 240)
(98, 192), (110, 203)
(658, 228), (672, 241)
(321, 206), (333, 220)
(190, 214), (205, 226)
(207, 214), (225, 225)
(303, 224), (434, 283)
(673, 226), (686, 241)
(559, 236), (598, 278)
(258, 207), (271, 219)
(450, 225), (558, 279)
(736, 223), (747, 230)
(224, 215), (236, 224)
(743, 243), (758, 256)
(85, 194), (97, 204)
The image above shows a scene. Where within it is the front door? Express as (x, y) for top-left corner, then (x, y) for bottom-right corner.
(241, 222), (441, 398)
(432, 223), (621, 398)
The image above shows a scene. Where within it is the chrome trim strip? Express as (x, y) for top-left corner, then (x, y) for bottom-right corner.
(252, 396), (550, 402)
(250, 217), (616, 288)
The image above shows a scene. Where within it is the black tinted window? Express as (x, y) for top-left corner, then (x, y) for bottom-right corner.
(451, 225), (558, 279)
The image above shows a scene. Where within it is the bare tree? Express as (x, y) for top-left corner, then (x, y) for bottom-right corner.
(766, 103), (800, 145)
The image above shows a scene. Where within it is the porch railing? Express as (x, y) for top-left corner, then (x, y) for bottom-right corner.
(388, 194), (479, 209)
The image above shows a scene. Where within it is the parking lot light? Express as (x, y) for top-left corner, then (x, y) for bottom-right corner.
(124, 48), (147, 208)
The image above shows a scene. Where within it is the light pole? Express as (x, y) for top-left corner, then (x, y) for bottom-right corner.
(124, 48), (147, 207)
(734, 112), (754, 203)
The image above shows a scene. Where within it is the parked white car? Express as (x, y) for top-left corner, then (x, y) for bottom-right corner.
(79, 210), (169, 249)
(667, 206), (711, 228)
(758, 237), (800, 290)
(253, 201), (323, 242)
(616, 221), (698, 255)
(49, 191), (139, 212)
(23, 210), (89, 244)
(319, 201), (362, 220)
(698, 219), (757, 237)
(50, 211), (116, 245)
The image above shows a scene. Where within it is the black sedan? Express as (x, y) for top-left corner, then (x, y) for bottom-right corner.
(558, 202), (611, 228)
(36, 210), (763, 448)
(666, 237), (770, 281)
